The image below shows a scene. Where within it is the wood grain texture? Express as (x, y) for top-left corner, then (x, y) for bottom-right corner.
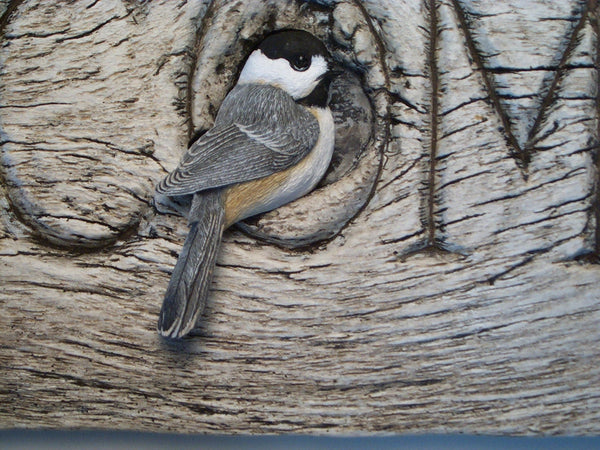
(1, 0), (600, 435)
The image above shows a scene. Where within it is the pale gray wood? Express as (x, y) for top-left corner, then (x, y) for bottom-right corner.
(1, 0), (599, 435)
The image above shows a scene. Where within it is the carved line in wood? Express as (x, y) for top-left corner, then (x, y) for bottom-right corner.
(171, 0), (388, 249)
(590, 0), (600, 259)
(423, 0), (599, 261)
(1, 0), (600, 435)
(453, 0), (591, 165)
(0, 0), (597, 263)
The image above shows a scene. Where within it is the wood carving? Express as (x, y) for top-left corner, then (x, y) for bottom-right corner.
(1, 0), (599, 435)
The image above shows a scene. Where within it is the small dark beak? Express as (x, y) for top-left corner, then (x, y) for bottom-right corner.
(327, 65), (344, 79)
(318, 65), (344, 83)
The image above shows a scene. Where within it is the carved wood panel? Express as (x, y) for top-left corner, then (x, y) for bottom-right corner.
(1, 0), (599, 434)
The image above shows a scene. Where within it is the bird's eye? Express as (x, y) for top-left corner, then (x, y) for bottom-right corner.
(290, 54), (310, 72)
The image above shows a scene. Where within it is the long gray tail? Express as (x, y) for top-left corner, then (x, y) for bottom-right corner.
(158, 190), (225, 339)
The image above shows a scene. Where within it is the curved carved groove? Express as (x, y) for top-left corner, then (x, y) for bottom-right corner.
(2, 0), (600, 435)
(179, 0), (387, 248)
(0, 1), (202, 249)
(0, 0), (21, 31)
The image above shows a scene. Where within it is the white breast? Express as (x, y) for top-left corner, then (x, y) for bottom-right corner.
(239, 106), (335, 220)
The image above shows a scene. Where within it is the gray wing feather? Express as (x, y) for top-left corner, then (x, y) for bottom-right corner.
(157, 84), (320, 197)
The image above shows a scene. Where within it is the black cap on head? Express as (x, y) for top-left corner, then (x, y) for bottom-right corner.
(258, 29), (330, 68)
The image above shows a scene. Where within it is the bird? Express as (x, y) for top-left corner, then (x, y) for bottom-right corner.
(155, 29), (339, 339)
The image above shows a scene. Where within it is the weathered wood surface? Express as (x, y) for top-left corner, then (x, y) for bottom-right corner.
(1, 0), (599, 435)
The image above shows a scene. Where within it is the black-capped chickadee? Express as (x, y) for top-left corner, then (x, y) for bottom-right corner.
(156, 30), (339, 338)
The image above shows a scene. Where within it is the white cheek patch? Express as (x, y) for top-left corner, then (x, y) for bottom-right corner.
(238, 50), (328, 99)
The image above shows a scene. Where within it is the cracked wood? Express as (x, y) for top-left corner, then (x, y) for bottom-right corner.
(1, 0), (600, 436)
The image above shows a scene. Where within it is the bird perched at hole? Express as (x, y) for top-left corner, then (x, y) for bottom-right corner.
(156, 30), (340, 338)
